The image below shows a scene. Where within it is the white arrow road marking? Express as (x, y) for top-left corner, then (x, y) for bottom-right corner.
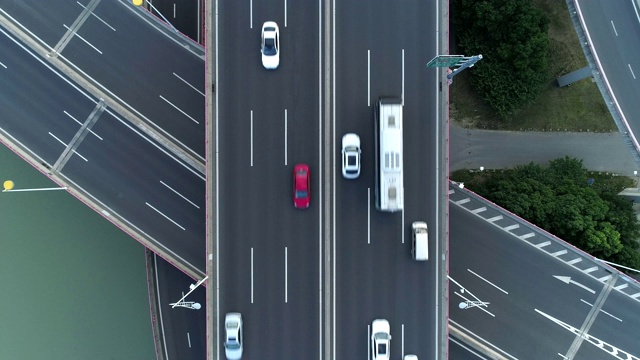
(554, 276), (596, 294)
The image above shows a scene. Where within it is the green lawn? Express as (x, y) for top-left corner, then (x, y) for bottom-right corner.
(450, 0), (616, 132)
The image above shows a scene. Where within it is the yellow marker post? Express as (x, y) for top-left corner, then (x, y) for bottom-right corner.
(132, 0), (144, 6)
(3, 180), (14, 191)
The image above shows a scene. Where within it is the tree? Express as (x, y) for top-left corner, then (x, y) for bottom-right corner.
(452, 0), (550, 116)
(458, 157), (640, 269)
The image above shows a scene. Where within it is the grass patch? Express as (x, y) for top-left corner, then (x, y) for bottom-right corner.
(450, 0), (616, 132)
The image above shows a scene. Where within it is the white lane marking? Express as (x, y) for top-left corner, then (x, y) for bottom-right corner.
(611, 20), (618, 36)
(48, 132), (88, 161)
(401, 48), (405, 105)
(76, 1), (116, 31)
(159, 95), (199, 124)
(173, 72), (205, 97)
(145, 202), (186, 230)
(0, 62), (6, 69)
(368, 187), (371, 244)
(467, 269), (509, 294)
(285, 247), (288, 303)
(197, 0), (201, 42)
(535, 240), (551, 248)
(159, 180), (200, 208)
(63, 110), (103, 140)
(629, 64), (636, 79)
(250, 0), (253, 29)
(173, 3), (177, 18)
(251, 247), (254, 303)
(250, 110), (254, 167)
(285, 0), (288, 27)
(367, 50), (371, 106)
(580, 299), (622, 322)
(634, 0), (640, 25)
(153, 254), (171, 359)
(401, 323), (405, 358)
(326, 0), (332, 358)
(187, 332), (192, 347)
(62, 24), (102, 54)
(216, 0), (221, 351)
(284, 109), (288, 165)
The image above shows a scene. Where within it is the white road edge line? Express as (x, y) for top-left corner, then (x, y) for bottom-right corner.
(610, 20), (618, 36)
(160, 180), (200, 208)
(467, 269), (509, 294)
(367, 325), (371, 360)
(285, 109), (288, 165)
(250, 110), (254, 167)
(368, 187), (371, 244)
(401, 49), (405, 106)
(173, 72), (206, 97)
(367, 50), (371, 107)
(145, 202), (186, 230)
(285, 246), (288, 303)
(401, 205), (405, 244)
(159, 95), (200, 124)
(434, 0), (441, 357)
(251, 247), (254, 303)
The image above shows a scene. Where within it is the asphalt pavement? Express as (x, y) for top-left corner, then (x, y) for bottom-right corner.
(450, 124), (638, 176)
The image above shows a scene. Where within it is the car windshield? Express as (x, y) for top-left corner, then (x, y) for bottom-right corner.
(296, 190), (308, 198)
(264, 38), (277, 55)
(226, 339), (240, 349)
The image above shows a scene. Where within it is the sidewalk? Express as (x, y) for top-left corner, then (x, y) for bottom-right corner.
(450, 124), (638, 176)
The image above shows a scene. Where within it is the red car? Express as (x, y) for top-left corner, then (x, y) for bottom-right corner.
(293, 163), (310, 209)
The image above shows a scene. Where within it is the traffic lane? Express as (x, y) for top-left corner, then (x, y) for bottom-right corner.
(584, 280), (640, 357)
(450, 204), (601, 359)
(151, 0), (202, 43)
(578, 1), (640, 141)
(61, 1), (206, 158)
(61, 111), (206, 273)
(155, 255), (206, 360)
(0, 0), (80, 47)
(449, 336), (490, 360)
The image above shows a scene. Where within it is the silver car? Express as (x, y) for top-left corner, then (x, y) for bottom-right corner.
(224, 313), (243, 359)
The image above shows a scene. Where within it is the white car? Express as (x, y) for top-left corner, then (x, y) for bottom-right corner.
(371, 319), (391, 360)
(224, 313), (243, 360)
(341, 133), (361, 179)
(261, 21), (279, 69)
(404, 355), (418, 360)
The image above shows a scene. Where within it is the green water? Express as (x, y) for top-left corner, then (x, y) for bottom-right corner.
(0, 146), (156, 360)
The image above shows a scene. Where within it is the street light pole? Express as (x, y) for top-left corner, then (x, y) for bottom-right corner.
(171, 275), (208, 309)
(2, 180), (67, 193)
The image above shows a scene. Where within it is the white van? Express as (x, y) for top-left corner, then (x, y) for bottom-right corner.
(411, 221), (428, 261)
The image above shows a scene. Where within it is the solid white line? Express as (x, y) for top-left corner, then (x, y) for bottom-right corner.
(629, 64), (636, 79)
(153, 254), (170, 359)
(368, 187), (371, 244)
(250, 110), (254, 166)
(173, 3), (177, 18)
(611, 20), (618, 36)
(159, 95), (199, 124)
(216, 0), (221, 351)
(250, 0), (253, 29)
(63, 110), (103, 140)
(197, 0), (201, 42)
(187, 332), (192, 347)
(401, 324), (405, 358)
(48, 132), (88, 161)
(467, 269), (509, 294)
(285, 0), (288, 27)
(402, 49), (405, 106)
(63, 24), (102, 54)
(0, 62), (6, 69)
(145, 202), (186, 230)
(76, 1), (116, 31)
(285, 109), (288, 165)
(367, 50), (371, 106)
(173, 72), (205, 97)
(634, 0), (640, 24)
(285, 247), (288, 303)
(160, 180), (200, 208)
(251, 247), (254, 303)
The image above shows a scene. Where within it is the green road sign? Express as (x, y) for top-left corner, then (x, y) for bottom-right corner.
(427, 55), (465, 68)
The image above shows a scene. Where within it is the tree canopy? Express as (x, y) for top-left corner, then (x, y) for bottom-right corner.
(456, 157), (640, 270)
(452, 0), (550, 116)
